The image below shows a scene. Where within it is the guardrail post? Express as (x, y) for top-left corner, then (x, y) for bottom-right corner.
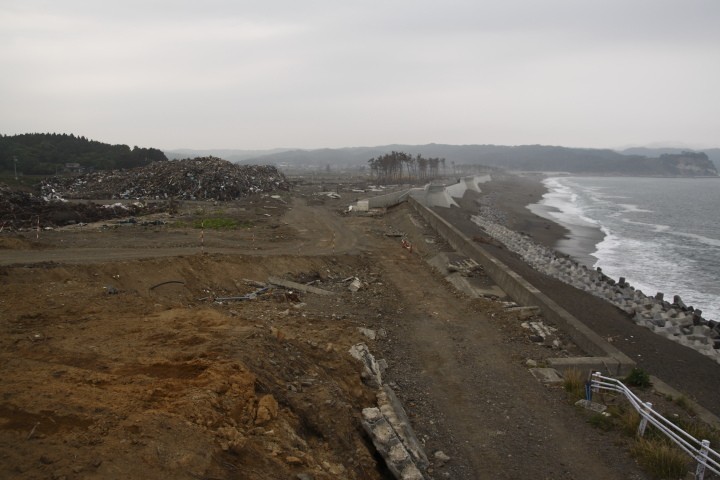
(636, 402), (652, 437)
(695, 439), (710, 480)
(585, 380), (592, 401)
(591, 371), (601, 394)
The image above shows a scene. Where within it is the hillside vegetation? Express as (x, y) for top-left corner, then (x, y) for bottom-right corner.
(0, 133), (167, 175)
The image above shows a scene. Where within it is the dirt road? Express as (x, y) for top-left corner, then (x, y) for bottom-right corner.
(372, 208), (646, 479)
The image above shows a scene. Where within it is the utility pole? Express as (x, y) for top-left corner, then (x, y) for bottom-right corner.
(13, 156), (18, 181)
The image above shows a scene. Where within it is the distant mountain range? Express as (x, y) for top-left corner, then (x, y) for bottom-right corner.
(6, 134), (714, 178)
(165, 148), (292, 163)
(165, 144), (719, 177)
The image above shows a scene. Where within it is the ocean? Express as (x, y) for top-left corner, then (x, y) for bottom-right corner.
(530, 176), (720, 322)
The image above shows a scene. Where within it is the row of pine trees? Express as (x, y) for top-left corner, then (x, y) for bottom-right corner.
(367, 151), (446, 183)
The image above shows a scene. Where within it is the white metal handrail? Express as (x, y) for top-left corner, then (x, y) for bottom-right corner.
(590, 372), (720, 480)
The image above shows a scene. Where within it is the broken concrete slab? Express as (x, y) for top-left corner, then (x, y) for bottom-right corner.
(575, 399), (608, 413)
(267, 276), (335, 296)
(377, 386), (429, 471)
(349, 343), (384, 388)
(361, 407), (427, 480)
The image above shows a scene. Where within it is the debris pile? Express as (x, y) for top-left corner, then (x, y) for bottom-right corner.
(41, 157), (290, 200)
(0, 185), (169, 231)
(0, 184), (166, 229)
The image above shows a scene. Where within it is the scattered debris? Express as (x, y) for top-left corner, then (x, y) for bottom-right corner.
(149, 280), (185, 290)
(447, 258), (483, 277)
(0, 184), (166, 229)
(401, 239), (413, 253)
(214, 287), (270, 302)
(433, 450), (451, 466)
(316, 192), (341, 199)
(358, 327), (377, 340)
(268, 276), (335, 296)
(521, 320), (561, 348)
(349, 278), (364, 292)
(505, 305), (541, 320)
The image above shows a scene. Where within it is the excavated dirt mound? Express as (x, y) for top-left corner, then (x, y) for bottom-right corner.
(0, 254), (392, 480)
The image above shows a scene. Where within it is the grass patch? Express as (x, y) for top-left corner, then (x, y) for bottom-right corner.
(563, 368), (586, 401)
(193, 218), (252, 230)
(625, 368), (652, 389)
(677, 420), (720, 447)
(673, 395), (694, 414)
(588, 412), (614, 431)
(630, 438), (688, 479)
(617, 406), (641, 437)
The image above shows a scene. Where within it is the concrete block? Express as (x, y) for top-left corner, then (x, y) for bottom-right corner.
(529, 368), (563, 384)
(547, 356), (632, 376)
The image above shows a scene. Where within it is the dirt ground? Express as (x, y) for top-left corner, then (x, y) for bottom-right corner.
(0, 179), (704, 479)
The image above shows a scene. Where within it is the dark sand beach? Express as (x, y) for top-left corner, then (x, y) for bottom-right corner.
(436, 172), (720, 418)
(471, 172), (605, 267)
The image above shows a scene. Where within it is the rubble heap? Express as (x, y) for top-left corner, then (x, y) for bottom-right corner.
(41, 157), (290, 200)
(0, 184), (166, 229)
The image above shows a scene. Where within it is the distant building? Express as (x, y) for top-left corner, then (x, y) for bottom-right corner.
(64, 162), (82, 173)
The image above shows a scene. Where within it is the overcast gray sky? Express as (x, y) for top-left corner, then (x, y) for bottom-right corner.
(1, 0), (718, 150)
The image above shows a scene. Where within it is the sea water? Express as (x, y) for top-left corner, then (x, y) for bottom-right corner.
(532, 176), (720, 321)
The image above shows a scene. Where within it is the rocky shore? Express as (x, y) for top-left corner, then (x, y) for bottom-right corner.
(470, 214), (720, 363)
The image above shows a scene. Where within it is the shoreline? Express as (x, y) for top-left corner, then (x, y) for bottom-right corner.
(467, 172), (604, 268)
(524, 176), (605, 268)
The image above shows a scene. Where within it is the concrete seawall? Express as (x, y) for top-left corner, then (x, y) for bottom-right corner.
(364, 189), (416, 209)
(407, 197), (636, 375)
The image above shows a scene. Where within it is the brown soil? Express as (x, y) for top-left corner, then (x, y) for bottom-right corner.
(0, 181), (669, 479)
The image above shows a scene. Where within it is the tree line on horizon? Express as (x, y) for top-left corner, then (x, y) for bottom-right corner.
(367, 151), (447, 183)
(0, 133), (167, 176)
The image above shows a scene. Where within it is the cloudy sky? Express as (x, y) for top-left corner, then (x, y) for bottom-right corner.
(1, 0), (718, 150)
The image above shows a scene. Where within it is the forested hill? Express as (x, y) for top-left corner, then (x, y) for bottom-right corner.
(0, 133), (167, 175)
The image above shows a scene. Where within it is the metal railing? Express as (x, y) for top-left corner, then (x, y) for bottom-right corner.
(590, 372), (719, 479)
